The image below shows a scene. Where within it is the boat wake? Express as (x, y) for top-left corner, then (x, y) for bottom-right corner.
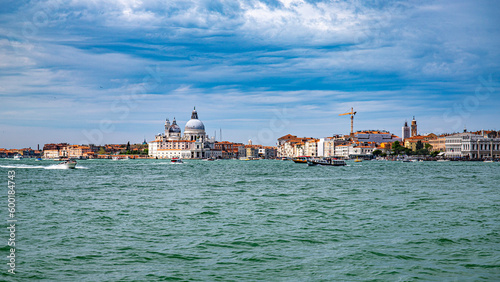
(0, 164), (88, 170)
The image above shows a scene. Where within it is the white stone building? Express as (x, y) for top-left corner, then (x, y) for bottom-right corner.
(445, 132), (500, 159)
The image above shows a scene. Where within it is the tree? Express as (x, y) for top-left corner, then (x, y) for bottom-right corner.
(416, 149), (429, 155)
(373, 149), (382, 156)
(126, 141), (131, 152)
(98, 148), (106, 155)
(416, 140), (424, 151)
(430, 151), (440, 157)
(391, 141), (406, 155)
(425, 143), (432, 150)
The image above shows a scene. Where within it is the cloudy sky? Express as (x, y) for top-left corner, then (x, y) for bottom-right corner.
(1, 0), (499, 148)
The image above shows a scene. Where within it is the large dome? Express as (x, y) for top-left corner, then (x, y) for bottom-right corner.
(185, 119), (205, 130)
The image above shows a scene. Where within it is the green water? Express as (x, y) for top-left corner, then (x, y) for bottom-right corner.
(1, 159), (499, 281)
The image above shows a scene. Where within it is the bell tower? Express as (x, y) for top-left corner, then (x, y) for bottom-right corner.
(164, 118), (170, 135)
(411, 116), (417, 137)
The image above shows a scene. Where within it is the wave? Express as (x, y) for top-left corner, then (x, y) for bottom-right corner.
(0, 164), (87, 170)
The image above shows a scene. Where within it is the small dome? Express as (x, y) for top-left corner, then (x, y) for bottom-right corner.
(168, 118), (181, 133)
(168, 124), (181, 133)
(185, 119), (205, 130)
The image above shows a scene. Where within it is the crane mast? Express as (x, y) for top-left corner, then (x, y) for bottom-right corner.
(339, 107), (357, 137)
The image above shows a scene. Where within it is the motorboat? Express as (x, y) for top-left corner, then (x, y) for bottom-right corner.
(354, 157), (363, 162)
(171, 158), (183, 164)
(59, 159), (77, 169)
(292, 156), (312, 163)
(13, 155), (22, 160)
(307, 158), (346, 166)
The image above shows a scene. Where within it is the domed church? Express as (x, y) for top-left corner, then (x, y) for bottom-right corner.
(150, 107), (217, 159)
(183, 107), (206, 141)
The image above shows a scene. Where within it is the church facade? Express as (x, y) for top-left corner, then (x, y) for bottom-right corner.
(148, 108), (215, 159)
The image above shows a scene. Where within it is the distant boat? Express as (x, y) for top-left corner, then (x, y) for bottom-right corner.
(13, 155), (22, 160)
(292, 156), (311, 163)
(307, 158), (346, 166)
(483, 159), (494, 163)
(171, 157), (183, 164)
(35, 158), (42, 161)
(58, 159), (77, 169)
(354, 157), (363, 163)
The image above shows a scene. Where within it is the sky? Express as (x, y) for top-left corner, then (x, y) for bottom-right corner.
(1, 0), (499, 148)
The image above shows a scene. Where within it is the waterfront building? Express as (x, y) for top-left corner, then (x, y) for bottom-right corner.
(319, 138), (350, 157)
(411, 117), (417, 137)
(403, 136), (426, 151)
(428, 135), (446, 152)
(277, 134), (298, 157)
(42, 143), (70, 159)
(403, 134), (437, 151)
(445, 132), (500, 159)
(305, 139), (319, 157)
(277, 135), (315, 158)
(66, 145), (91, 159)
(402, 121), (410, 141)
(149, 108), (216, 159)
(333, 142), (376, 159)
(214, 141), (244, 159)
(259, 146), (277, 159)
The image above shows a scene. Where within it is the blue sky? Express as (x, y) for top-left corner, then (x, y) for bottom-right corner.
(1, 0), (499, 148)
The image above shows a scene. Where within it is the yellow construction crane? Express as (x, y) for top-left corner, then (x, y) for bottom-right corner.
(339, 107), (357, 136)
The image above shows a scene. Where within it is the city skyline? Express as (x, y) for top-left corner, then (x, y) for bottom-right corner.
(1, 0), (499, 149)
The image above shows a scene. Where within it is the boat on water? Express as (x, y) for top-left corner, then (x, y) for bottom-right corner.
(307, 158), (346, 166)
(292, 156), (312, 163)
(35, 157), (42, 161)
(171, 157), (183, 164)
(203, 157), (216, 161)
(354, 157), (362, 163)
(13, 155), (22, 160)
(58, 159), (77, 169)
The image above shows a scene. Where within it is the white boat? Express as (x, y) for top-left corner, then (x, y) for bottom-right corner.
(58, 160), (77, 169)
(13, 155), (22, 160)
